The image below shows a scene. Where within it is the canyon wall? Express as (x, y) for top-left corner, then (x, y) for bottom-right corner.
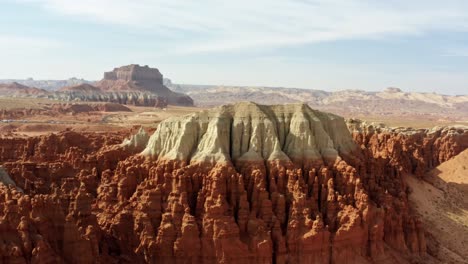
(0, 103), (466, 263)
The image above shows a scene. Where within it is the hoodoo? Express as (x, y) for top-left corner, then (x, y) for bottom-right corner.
(126, 102), (426, 263)
(0, 102), (466, 263)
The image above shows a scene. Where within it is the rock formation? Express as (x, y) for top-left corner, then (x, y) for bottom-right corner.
(0, 65), (192, 107)
(92, 64), (192, 106)
(53, 87), (171, 108)
(0, 102), (466, 263)
(347, 119), (468, 177)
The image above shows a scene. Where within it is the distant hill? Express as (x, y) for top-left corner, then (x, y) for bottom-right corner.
(0, 78), (93, 91)
(0, 82), (47, 96)
(1, 75), (467, 122)
(167, 83), (468, 122)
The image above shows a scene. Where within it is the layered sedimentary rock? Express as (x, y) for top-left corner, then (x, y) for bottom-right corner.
(53, 86), (171, 108)
(0, 103), (466, 263)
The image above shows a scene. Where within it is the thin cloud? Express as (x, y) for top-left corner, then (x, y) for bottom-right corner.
(443, 48), (468, 57)
(0, 35), (63, 49)
(14, 0), (468, 53)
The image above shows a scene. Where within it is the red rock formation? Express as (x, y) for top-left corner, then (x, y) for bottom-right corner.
(0, 104), (466, 263)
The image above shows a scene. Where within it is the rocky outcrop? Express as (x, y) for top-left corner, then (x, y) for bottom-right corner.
(0, 103), (466, 263)
(347, 119), (468, 177)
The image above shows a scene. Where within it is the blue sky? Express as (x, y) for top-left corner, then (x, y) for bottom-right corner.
(1, 0), (468, 94)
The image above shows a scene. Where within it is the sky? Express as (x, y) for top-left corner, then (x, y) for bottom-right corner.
(1, 0), (468, 95)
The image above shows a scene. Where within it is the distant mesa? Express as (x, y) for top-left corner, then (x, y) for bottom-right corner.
(0, 65), (193, 107)
(98, 64), (164, 92)
(94, 64), (193, 106)
(384, 87), (403, 93)
(52, 64), (193, 107)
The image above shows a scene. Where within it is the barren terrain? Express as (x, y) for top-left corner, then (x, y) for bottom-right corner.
(406, 149), (468, 263)
(0, 97), (467, 263)
(0, 97), (201, 136)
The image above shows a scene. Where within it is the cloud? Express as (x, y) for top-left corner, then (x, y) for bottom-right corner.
(443, 48), (468, 57)
(0, 35), (63, 50)
(14, 0), (468, 53)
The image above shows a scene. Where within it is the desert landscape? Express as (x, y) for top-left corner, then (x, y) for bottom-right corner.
(1, 1), (468, 263)
(0, 64), (466, 263)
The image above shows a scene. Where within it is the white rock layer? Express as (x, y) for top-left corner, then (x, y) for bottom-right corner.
(141, 102), (357, 165)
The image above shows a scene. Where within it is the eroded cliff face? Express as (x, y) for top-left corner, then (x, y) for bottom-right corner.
(0, 103), (466, 263)
(348, 119), (468, 178)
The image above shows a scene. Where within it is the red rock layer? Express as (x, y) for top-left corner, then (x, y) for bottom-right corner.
(0, 127), (466, 263)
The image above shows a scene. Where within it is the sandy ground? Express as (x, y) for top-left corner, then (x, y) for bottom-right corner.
(1, 98), (466, 133)
(0, 98), (203, 136)
(350, 115), (468, 129)
(405, 149), (468, 263)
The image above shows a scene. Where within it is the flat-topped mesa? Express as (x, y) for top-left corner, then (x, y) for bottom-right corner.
(103, 64), (163, 83)
(98, 64), (167, 93)
(95, 64), (194, 106)
(141, 102), (357, 168)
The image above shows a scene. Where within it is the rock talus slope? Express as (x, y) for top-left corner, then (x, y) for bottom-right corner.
(0, 102), (466, 263)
